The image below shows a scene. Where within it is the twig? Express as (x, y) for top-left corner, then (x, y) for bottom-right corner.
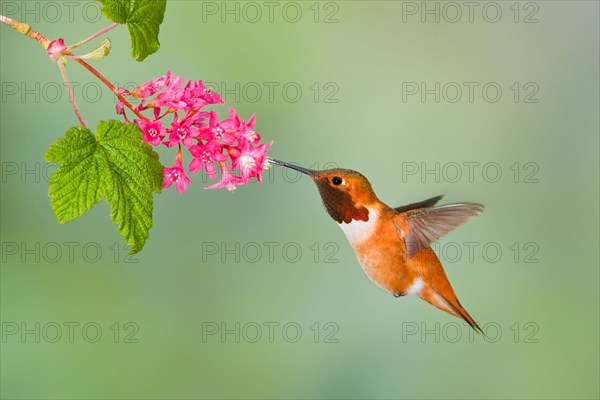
(73, 58), (149, 121)
(69, 23), (119, 50)
(58, 62), (87, 127)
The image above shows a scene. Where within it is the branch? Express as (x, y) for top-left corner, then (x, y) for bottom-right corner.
(69, 23), (120, 50)
(0, 14), (50, 49)
(73, 58), (149, 121)
(58, 62), (87, 127)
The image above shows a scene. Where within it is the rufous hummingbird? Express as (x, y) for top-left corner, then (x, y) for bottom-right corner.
(271, 159), (485, 333)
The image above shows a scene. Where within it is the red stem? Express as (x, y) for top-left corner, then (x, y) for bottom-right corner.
(58, 62), (87, 127)
(1, 15), (148, 122)
(0, 15), (50, 48)
(70, 22), (119, 49)
(73, 58), (149, 121)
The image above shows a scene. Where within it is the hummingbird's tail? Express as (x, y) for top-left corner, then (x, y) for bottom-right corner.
(411, 249), (483, 334)
(419, 285), (484, 335)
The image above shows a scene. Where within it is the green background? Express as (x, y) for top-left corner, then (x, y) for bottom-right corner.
(1, 1), (598, 399)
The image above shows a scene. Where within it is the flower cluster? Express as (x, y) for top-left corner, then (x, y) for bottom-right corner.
(116, 71), (272, 193)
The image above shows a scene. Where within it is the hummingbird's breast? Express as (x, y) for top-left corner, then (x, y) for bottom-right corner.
(338, 206), (417, 295)
(338, 206), (379, 244)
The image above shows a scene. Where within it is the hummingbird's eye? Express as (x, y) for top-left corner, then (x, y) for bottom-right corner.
(332, 176), (343, 186)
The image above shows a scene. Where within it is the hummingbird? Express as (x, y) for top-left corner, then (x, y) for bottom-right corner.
(271, 159), (485, 333)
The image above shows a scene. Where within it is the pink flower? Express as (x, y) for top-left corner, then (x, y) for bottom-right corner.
(116, 87), (131, 97)
(134, 99), (147, 113)
(189, 140), (227, 179)
(201, 111), (237, 145)
(47, 38), (67, 62)
(203, 88), (224, 105)
(133, 71), (172, 98)
(190, 111), (210, 130)
(135, 119), (166, 146)
(150, 74), (186, 110)
(205, 163), (245, 192)
(165, 115), (199, 148)
(239, 115), (261, 143)
(115, 71), (274, 192)
(163, 151), (192, 193)
(221, 109), (260, 143)
(231, 140), (273, 182)
(182, 80), (210, 110)
(220, 108), (242, 131)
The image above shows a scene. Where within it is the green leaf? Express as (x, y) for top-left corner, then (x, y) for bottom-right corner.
(46, 120), (164, 254)
(98, 0), (167, 62)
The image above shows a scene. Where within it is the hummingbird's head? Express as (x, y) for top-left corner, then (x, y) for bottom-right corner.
(270, 159), (379, 224)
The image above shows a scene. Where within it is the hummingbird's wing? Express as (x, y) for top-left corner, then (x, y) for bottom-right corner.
(394, 195), (444, 213)
(394, 203), (484, 259)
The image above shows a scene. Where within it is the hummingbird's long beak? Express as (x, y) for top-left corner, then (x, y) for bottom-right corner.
(269, 159), (316, 177)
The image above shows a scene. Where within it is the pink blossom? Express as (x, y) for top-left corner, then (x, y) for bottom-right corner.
(189, 140), (227, 179)
(116, 87), (131, 96)
(134, 99), (147, 113)
(220, 108), (242, 131)
(133, 71), (173, 98)
(201, 111), (237, 145)
(165, 115), (199, 148)
(47, 38), (67, 62)
(231, 140), (273, 182)
(163, 151), (192, 193)
(181, 80), (223, 110)
(205, 163), (245, 192)
(150, 74), (186, 110)
(203, 88), (224, 105)
(221, 109), (260, 143)
(190, 111), (210, 130)
(135, 119), (166, 146)
(239, 115), (261, 143)
(115, 72), (273, 192)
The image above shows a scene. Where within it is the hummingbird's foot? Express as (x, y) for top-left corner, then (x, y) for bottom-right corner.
(393, 292), (407, 298)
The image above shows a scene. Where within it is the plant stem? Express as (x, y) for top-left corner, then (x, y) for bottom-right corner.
(73, 58), (149, 121)
(0, 14), (87, 124)
(69, 23), (119, 50)
(1, 15), (148, 122)
(0, 14), (50, 48)
(58, 62), (87, 128)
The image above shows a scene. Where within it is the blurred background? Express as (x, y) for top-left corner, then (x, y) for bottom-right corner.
(1, 1), (598, 399)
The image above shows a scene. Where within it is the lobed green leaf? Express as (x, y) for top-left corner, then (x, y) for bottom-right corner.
(46, 120), (164, 254)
